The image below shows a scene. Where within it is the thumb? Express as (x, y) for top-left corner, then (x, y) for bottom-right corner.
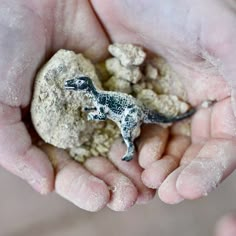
(0, 104), (54, 194)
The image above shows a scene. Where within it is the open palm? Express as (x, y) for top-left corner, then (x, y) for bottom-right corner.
(1, 0), (236, 211)
(93, 0), (236, 203)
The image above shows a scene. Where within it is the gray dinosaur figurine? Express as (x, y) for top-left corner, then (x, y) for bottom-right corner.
(65, 76), (195, 161)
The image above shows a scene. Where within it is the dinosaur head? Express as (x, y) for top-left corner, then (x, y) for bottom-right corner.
(64, 76), (94, 92)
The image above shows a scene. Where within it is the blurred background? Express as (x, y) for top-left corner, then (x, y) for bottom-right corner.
(0, 167), (235, 236)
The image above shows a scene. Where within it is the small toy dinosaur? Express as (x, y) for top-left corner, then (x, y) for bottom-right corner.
(65, 76), (195, 161)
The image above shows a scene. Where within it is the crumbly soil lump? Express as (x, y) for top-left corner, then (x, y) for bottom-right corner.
(31, 44), (190, 162)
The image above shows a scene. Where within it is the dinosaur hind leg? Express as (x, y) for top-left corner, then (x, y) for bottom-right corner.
(120, 127), (136, 161)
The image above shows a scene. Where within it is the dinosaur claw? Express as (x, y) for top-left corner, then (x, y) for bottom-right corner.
(83, 107), (96, 112)
(82, 107), (88, 112)
(122, 156), (133, 162)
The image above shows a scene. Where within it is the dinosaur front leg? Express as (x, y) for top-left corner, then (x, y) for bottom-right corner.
(87, 107), (107, 121)
(88, 112), (107, 121)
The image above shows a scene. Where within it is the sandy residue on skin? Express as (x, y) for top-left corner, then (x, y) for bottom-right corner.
(177, 139), (236, 197)
(107, 173), (137, 211)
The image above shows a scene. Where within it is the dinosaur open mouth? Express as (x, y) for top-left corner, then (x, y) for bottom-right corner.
(64, 79), (76, 90)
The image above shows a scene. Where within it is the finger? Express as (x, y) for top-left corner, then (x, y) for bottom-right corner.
(156, 143), (202, 203)
(170, 120), (191, 137)
(215, 213), (236, 236)
(142, 155), (179, 189)
(158, 166), (185, 204)
(176, 139), (236, 199)
(166, 135), (191, 158)
(0, 120), (54, 194)
(109, 139), (156, 204)
(84, 157), (138, 211)
(142, 135), (190, 189)
(137, 124), (169, 168)
(180, 143), (204, 165)
(42, 145), (110, 212)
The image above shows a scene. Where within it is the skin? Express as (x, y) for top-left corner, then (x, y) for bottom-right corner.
(215, 213), (236, 236)
(1, 0), (236, 211)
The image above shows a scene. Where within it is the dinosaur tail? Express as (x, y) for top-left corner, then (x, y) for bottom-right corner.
(143, 108), (195, 124)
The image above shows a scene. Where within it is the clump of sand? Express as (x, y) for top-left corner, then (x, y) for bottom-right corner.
(31, 44), (191, 162)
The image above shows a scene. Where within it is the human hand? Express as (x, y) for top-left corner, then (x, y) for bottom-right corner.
(3, 0), (236, 212)
(92, 0), (236, 203)
(0, 0), (156, 212)
(215, 213), (236, 236)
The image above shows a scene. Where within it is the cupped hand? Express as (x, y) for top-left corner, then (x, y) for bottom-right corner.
(92, 0), (236, 203)
(0, 0), (155, 212)
(3, 0), (236, 212)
